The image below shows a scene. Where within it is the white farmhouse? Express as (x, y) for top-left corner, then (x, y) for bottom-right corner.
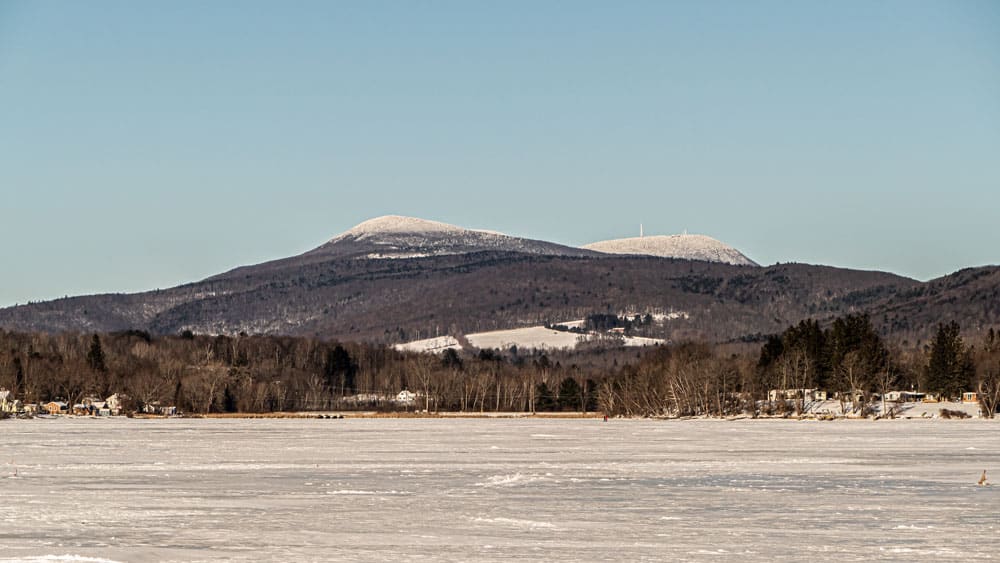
(106, 393), (123, 415)
(768, 388), (827, 402)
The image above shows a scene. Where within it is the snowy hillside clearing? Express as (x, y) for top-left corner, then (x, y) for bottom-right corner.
(393, 336), (462, 353)
(466, 327), (584, 350)
(395, 323), (666, 353)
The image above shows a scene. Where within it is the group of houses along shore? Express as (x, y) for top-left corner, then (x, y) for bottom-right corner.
(0, 389), (178, 418)
(765, 387), (987, 418)
(767, 388), (981, 405)
(0, 389), (123, 417)
(0, 385), (988, 418)
(0, 388), (421, 418)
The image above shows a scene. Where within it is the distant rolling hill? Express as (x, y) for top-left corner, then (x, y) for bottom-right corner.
(1, 216), (997, 346)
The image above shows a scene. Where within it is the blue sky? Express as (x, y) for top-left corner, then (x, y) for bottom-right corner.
(1, 0), (998, 307)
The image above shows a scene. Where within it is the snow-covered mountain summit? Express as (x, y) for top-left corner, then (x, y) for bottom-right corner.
(583, 234), (758, 266)
(336, 215), (500, 240)
(308, 215), (596, 259)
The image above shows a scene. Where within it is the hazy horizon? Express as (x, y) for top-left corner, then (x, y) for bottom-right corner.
(2, 1), (998, 307)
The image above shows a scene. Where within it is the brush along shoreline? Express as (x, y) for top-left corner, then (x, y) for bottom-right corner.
(14, 405), (990, 420)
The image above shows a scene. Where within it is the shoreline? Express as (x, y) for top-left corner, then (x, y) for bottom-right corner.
(8, 410), (995, 421)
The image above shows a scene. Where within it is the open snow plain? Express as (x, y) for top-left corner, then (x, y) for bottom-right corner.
(1, 418), (998, 562)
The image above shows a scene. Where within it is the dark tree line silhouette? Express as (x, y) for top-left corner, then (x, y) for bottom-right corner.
(1, 317), (998, 417)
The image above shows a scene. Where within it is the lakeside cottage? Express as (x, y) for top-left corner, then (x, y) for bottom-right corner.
(0, 391), (22, 414)
(142, 402), (178, 416)
(395, 390), (417, 406)
(106, 393), (123, 415)
(768, 389), (827, 402)
(44, 401), (68, 415)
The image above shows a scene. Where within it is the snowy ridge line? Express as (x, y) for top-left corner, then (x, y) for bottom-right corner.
(332, 215), (504, 242)
(329, 215), (758, 265)
(583, 234), (758, 266)
(313, 214), (598, 260)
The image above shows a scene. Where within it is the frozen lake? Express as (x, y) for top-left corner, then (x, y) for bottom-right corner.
(1, 418), (998, 562)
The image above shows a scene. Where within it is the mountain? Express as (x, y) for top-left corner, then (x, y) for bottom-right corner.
(305, 215), (597, 260)
(0, 216), (997, 345)
(583, 234), (758, 266)
(205, 215), (598, 281)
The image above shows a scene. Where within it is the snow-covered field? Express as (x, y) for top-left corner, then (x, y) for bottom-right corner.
(466, 326), (584, 350)
(392, 335), (462, 353)
(1, 418), (998, 562)
(398, 324), (666, 353)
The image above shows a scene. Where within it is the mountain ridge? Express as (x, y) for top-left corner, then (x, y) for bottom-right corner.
(300, 215), (601, 261)
(1, 216), (997, 345)
(583, 234), (758, 266)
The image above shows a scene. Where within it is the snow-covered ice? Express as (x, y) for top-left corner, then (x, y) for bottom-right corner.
(1, 418), (998, 561)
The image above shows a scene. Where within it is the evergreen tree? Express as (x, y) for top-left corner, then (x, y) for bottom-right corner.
(924, 322), (975, 399)
(223, 386), (238, 413)
(324, 345), (357, 395)
(827, 314), (887, 393)
(557, 377), (582, 411)
(87, 334), (107, 373)
(441, 348), (463, 370)
(783, 319), (828, 386)
(534, 381), (555, 411)
(584, 379), (599, 411)
(12, 356), (24, 395)
(174, 380), (185, 411)
(757, 335), (784, 369)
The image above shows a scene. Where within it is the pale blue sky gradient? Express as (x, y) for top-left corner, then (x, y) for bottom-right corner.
(1, 1), (998, 306)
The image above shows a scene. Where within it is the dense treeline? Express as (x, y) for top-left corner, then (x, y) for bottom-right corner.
(0, 329), (620, 415)
(598, 317), (1000, 418)
(1, 315), (998, 417)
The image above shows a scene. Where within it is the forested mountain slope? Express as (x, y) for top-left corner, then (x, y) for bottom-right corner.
(2, 216), (996, 344)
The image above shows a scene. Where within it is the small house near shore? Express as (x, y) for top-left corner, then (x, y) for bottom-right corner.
(395, 390), (417, 406)
(44, 401), (68, 415)
(768, 389), (827, 402)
